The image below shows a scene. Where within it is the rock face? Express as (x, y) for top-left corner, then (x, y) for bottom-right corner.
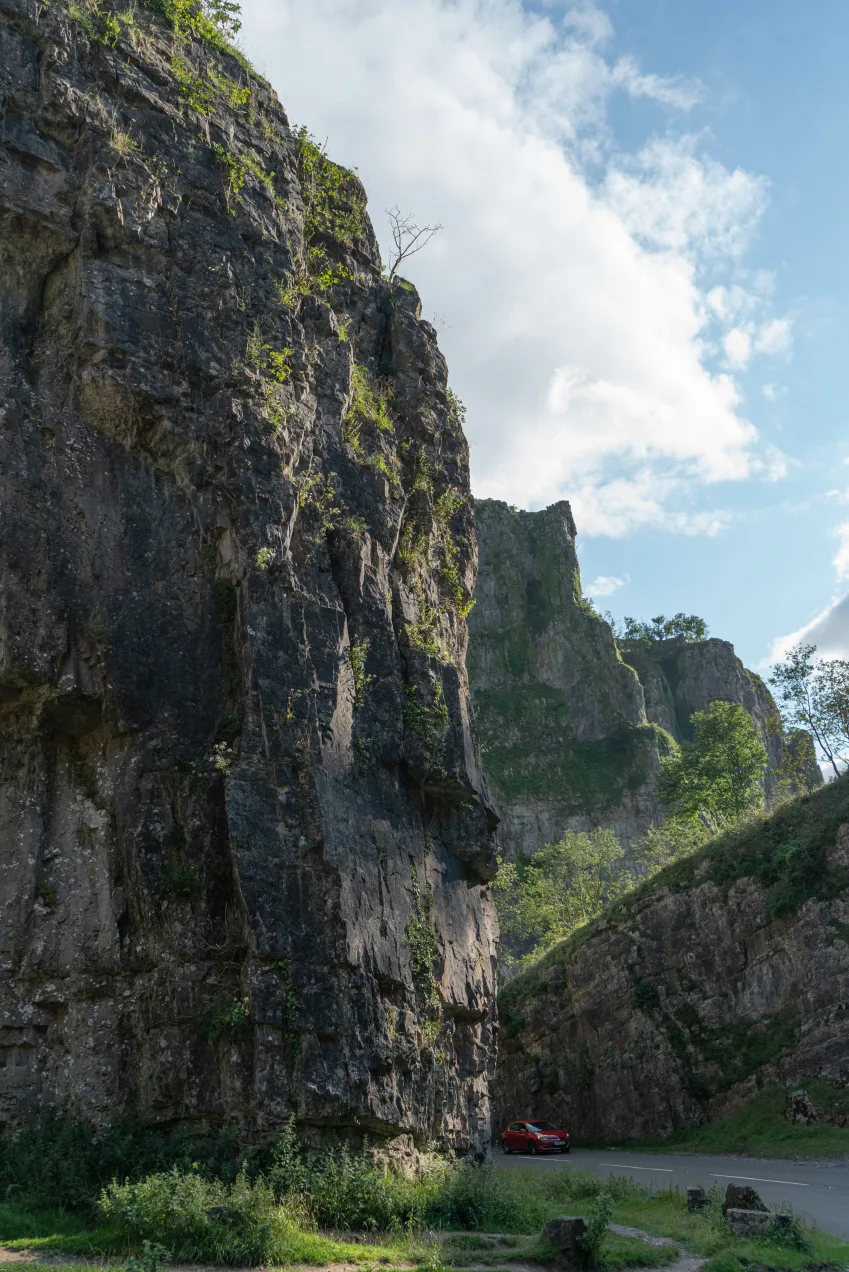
(619, 636), (821, 804)
(494, 778), (849, 1142)
(468, 501), (669, 857)
(0, 0), (497, 1151)
(469, 500), (820, 859)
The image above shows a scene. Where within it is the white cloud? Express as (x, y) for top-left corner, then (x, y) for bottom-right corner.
(835, 522), (849, 580)
(768, 594), (849, 664)
(755, 317), (793, 357)
(586, 573), (628, 598)
(238, 0), (788, 535)
(723, 328), (752, 370)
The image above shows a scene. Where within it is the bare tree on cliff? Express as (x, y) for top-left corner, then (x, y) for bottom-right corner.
(385, 207), (442, 282)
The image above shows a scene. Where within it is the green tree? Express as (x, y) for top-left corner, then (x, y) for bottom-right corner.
(770, 644), (849, 779)
(493, 829), (624, 968)
(620, 612), (708, 643)
(658, 700), (768, 826)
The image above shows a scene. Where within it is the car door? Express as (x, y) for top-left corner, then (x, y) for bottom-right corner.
(515, 1122), (529, 1151)
(506, 1122), (523, 1150)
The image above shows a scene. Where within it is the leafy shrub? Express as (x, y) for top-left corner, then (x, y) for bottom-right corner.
(99, 1169), (304, 1265)
(0, 1118), (267, 1213)
(581, 1192), (613, 1266)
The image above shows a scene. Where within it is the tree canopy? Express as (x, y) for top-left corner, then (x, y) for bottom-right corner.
(770, 643), (849, 779)
(620, 613), (709, 643)
(658, 699), (768, 826)
(493, 829), (624, 968)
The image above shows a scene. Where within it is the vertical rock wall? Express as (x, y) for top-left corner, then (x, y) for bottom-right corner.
(468, 501), (669, 858)
(0, 0), (497, 1152)
(469, 500), (820, 860)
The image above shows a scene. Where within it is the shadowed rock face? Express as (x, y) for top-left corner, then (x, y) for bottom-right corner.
(469, 500), (821, 859)
(494, 785), (849, 1142)
(468, 500), (667, 857)
(0, 0), (497, 1151)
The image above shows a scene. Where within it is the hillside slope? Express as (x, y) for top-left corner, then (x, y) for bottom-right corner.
(0, 0), (496, 1150)
(494, 776), (849, 1142)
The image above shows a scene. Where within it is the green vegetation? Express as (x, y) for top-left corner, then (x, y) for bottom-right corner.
(623, 768), (849, 922)
(658, 700), (768, 826)
(296, 126), (366, 251)
(347, 636), (374, 705)
(771, 642), (849, 778)
(158, 855), (196, 899)
(69, 0), (121, 46)
(628, 1080), (849, 1158)
(198, 995), (251, 1041)
(406, 867), (442, 1037)
(494, 829), (625, 969)
(403, 681), (449, 768)
(618, 613), (709, 643)
(2, 1140), (847, 1271)
(476, 685), (668, 816)
(343, 364), (400, 483)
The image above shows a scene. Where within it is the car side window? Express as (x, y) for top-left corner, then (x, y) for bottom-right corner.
(509, 1122), (522, 1131)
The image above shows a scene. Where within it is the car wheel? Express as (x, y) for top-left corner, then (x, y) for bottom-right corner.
(501, 1141), (511, 1154)
(528, 1141), (537, 1155)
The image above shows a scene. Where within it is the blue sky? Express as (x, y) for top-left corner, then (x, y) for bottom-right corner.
(576, 0), (849, 668)
(239, 0), (849, 672)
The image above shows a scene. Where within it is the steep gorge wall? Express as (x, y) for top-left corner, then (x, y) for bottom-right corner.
(468, 501), (668, 857)
(469, 500), (819, 859)
(494, 776), (849, 1141)
(0, 0), (497, 1151)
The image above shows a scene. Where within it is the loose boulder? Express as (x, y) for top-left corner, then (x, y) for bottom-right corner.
(542, 1217), (588, 1265)
(687, 1187), (712, 1212)
(726, 1209), (773, 1237)
(722, 1184), (766, 1217)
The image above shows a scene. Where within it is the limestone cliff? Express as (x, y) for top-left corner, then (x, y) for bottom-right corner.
(0, 0), (497, 1150)
(469, 499), (820, 859)
(468, 501), (669, 857)
(494, 775), (849, 1141)
(618, 636), (821, 804)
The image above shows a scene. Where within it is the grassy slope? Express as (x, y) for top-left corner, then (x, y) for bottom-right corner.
(501, 778), (849, 1156)
(620, 1083), (849, 1159)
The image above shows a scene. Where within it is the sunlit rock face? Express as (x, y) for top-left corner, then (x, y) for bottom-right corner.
(0, 0), (497, 1153)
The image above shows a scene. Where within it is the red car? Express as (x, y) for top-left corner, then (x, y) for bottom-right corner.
(501, 1119), (570, 1154)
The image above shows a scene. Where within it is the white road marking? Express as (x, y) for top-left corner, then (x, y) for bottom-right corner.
(710, 1173), (808, 1187)
(598, 1163), (808, 1187)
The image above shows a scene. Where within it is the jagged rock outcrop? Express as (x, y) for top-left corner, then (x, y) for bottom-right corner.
(494, 776), (849, 1142)
(468, 501), (669, 857)
(469, 499), (820, 858)
(0, 0), (497, 1151)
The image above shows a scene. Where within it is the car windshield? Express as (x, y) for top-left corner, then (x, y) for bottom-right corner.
(528, 1122), (558, 1131)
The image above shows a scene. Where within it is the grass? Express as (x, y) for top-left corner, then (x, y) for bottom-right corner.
(622, 1082), (849, 1159)
(611, 1189), (849, 1270)
(0, 1202), (418, 1267)
(1, 1130), (848, 1272)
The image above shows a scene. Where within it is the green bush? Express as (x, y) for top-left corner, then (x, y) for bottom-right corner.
(99, 1169), (304, 1265)
(581, 1193), (613, 1266)
(0, 1118), (268, 1212)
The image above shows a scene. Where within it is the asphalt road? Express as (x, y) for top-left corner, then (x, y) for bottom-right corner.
(498, 1146), (849, 1241)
